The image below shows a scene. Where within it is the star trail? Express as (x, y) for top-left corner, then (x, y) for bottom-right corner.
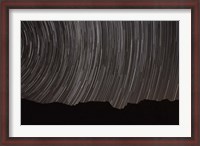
(21, 21), (179, 109)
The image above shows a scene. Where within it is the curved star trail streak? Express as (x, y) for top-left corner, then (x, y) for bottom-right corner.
(21, 21), (179, 109)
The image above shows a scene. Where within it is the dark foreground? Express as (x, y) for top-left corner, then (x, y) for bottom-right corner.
(21, 99), (179, 125)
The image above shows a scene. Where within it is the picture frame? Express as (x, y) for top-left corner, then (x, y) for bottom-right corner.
(0, 0), (199, 145)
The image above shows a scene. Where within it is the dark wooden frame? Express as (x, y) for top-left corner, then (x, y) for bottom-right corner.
(0, 0), (199, 145)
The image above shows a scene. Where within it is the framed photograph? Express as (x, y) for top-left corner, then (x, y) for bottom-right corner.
(1, 0), (199, 145)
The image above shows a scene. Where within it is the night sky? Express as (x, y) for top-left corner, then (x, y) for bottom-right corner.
(21, 21), (179, 110)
